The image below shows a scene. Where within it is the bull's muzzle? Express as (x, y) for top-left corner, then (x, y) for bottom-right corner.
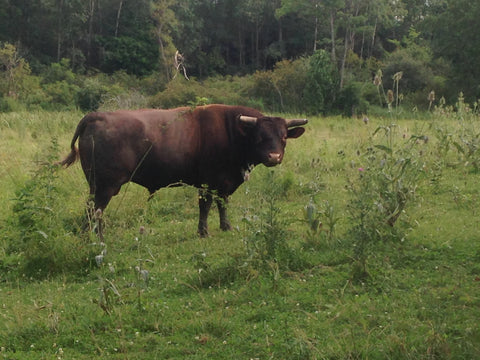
(267, 152), (283, 166)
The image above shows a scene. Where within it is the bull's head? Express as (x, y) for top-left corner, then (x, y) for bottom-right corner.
(239, 115), (307, 167)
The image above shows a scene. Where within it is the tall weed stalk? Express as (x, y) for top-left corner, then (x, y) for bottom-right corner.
(242, 170), (304, 270)
(7, 138), (91, 278)
(346, 124), (425, 280)
(431, 93), (480, 173)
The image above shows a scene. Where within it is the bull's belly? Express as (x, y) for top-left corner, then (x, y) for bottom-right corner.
(131, 170), (200, 193)
(131, 169), (243, 196)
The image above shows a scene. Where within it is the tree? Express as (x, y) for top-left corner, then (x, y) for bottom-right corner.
(152, 0), (178, 80)
(303, 49), (339, 115)
(276, 0), (323, 54)
(0, 43), (31, 98)
(428, 0), (480, 100)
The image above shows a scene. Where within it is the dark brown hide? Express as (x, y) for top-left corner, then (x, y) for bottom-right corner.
(60, 104), (307, 236)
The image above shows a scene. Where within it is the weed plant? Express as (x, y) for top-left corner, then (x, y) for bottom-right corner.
(5, 138), (94, 279)
(346, 121), (427, 280)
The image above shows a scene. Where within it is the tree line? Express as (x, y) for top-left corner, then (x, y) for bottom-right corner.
(0, 0), (479, 114)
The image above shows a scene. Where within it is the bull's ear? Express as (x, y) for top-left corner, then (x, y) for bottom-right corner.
(287, 127), (305, 139)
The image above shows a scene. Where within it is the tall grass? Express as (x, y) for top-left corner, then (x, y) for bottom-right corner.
(1, 107), (480, 358)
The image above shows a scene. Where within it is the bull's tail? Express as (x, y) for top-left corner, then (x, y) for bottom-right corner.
(57, 114), (92, 168)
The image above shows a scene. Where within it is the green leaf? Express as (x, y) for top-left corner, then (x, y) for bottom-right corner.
(374, 144), (393, 155)
(452, 141), (465, 154)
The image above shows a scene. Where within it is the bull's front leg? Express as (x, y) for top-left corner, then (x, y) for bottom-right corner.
(198, 189), (213, 237)
(216, 195), (232, 232)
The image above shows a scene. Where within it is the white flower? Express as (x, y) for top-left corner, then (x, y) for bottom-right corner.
(95, 255), (104, 266)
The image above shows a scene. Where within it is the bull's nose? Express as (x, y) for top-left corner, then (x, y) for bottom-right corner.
(267, 152), (282, 165)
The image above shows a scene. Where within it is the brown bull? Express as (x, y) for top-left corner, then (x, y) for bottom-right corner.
(59, 104), (307, 236)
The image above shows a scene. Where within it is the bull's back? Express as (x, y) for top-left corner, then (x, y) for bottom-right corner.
(78, 108), (204, 190)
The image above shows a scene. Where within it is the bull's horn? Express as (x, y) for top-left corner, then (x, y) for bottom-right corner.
(286, 119), (308, 128)
(239, 115), (257, 124)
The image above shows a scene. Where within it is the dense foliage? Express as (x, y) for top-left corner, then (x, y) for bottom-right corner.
(1, 0), (480, 114)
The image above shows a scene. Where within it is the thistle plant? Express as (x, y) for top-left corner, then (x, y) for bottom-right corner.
(432, 93), (480, 173)
(428, 90), (436, 111)
(387, 89), (395, 110)
(9, 138), (62, 277)
(392, 71), (403, 111)
(374, 69), (404, 114)
(134, 225), (151, 289)
(346, 124), (425, 279)
(303, 198), (338, 249)
(374, 69), (385, 107)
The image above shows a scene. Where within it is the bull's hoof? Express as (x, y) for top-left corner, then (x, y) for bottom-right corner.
(220, 221), (232, 232)
(198, 227), (209, 238)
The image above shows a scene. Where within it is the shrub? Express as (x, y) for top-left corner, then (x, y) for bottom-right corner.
(76, 78), (110, 112)
(149, 75), (257, 109)
(148, 77), (201, 108)
(0, 95), (23, 112)
(383, 53), (433, 94)
(303, 50), (339, 115)
(201, 75), (254, 106)
(250, 70), (277, 110)
(42, 80), (80, 110)
(249, 58), (309, 113)
(381, 29), (439, 108)
(0, 43), (32, 99)
(42, 59), (76, 84)
(336, 81), (370, 117)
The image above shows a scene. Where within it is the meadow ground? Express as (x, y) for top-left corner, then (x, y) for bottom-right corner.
(1, 109), (479, 359)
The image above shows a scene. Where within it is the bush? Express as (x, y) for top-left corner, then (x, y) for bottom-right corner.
(149, 75), (256, 109)
(148, 77), (201, 108)
(201, 75), (254, 106)
(42, 59), (76, 84)
(303, 50), (339, 115)
(381, 30), (439, 108)
(250, 70), (277, 110)
(0, 95), (23, 112)
(42, 80), (80, 110)
(336, 81), (370, 117)
(383, 54), (434, 95)
(249, 58), (309, 113)
(76, 78), (110, 112)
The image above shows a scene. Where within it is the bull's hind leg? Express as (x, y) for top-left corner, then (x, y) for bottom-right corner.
(216, 195), (232, 232)
(85, 184), (117, 240)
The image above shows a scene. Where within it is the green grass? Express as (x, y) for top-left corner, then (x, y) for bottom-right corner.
(1, 110), (480, 359)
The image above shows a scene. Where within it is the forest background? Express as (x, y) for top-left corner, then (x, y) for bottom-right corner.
(0, 0), (479, 115)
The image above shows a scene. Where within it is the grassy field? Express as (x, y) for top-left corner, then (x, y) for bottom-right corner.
(1, 109), (480, 359)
